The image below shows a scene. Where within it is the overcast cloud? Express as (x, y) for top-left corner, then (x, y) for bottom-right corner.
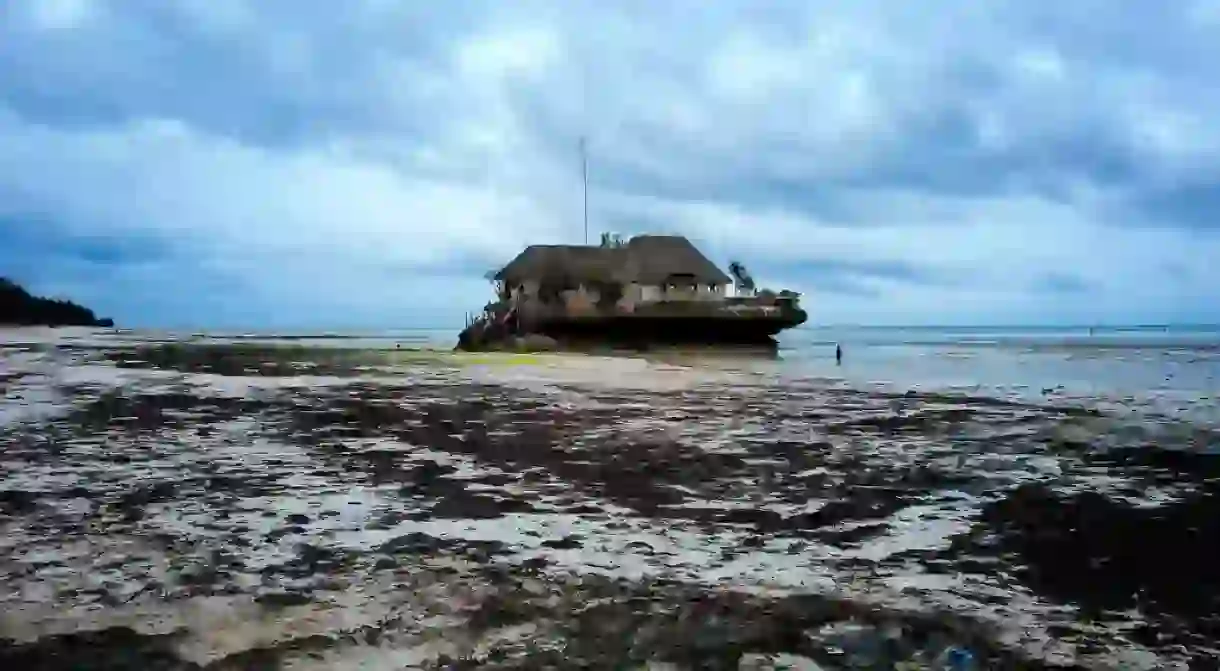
(2, 0), (1218, 328)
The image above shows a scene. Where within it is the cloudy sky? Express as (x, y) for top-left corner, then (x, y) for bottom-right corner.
(2, 0), (1218, 329)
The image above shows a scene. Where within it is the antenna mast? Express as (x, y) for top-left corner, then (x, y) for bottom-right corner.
(580, 136), (589, 245)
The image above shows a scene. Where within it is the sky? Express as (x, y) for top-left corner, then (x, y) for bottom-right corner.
(2, 0), (1219, 329)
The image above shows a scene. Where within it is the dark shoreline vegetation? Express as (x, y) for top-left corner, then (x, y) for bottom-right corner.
(0, 277), (113, 327)
(2, 337), (1218, 668)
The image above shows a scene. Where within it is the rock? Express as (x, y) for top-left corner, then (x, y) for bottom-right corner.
(378, 532), (445, 555)
(0, 489), (38, 514)
(373, 556), (399, 570)
(177, 564), (220, 586)
(255, 590), (313, 608)
(542, 535), (583, 550)
(514, 334), (558, 352)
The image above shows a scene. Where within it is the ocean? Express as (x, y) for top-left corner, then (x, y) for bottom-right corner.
(781, 325), (1220, 424)
(1, 324), (1217, 669)
(35, 323), (1220, 403)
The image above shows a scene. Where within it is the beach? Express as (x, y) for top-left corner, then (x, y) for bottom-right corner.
(1, 326), (1218, 669)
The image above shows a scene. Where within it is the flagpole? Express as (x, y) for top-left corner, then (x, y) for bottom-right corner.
(581, 136), (589, 245)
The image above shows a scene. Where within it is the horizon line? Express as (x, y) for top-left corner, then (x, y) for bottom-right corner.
(16, 322), (1217, 334)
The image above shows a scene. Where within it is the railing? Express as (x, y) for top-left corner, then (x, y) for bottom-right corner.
(511, 298), (798, 320)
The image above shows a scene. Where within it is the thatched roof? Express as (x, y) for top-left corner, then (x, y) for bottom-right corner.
(493, 235), (731, 286)
(622, 235), (732, 285)
(494, 245), (628, 285)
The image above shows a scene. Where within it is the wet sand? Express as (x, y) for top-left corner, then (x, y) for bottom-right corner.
(2, 331), (1218, 669)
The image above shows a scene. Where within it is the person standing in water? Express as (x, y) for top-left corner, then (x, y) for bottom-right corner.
(835, 343), (843, 365)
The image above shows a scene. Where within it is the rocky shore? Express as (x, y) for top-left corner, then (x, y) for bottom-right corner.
(2, 333), (1217, 669)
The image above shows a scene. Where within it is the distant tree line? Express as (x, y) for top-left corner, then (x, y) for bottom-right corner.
(0, 277), (114, 327)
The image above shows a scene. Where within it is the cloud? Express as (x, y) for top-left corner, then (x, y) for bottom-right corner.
(1, 0), (1218, 328)
(1033, 272), (1091, 295)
